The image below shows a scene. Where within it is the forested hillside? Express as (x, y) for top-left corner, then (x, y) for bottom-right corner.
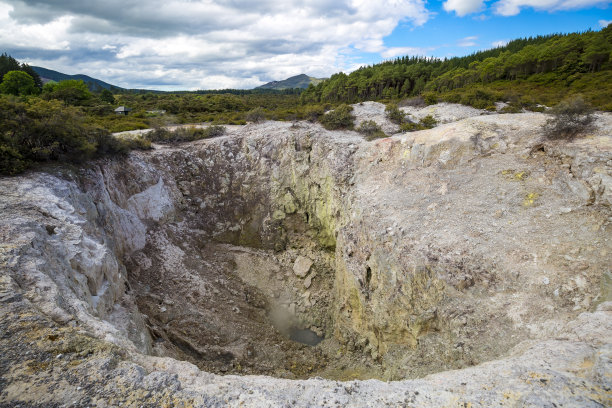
(32, 66), (125, 92)
(301, 26), (612, 110)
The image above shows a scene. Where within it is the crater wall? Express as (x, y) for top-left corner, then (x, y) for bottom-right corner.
(1, 108), (611, 406)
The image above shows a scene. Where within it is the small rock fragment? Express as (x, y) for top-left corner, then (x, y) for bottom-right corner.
(293, 256), (313, 278)
(304, 273), (316, 289)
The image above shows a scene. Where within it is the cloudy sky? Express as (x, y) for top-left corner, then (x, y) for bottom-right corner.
(1, 0), (610, 90)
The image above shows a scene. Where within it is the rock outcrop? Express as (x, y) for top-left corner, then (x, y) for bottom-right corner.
(0, 104), (610, 406)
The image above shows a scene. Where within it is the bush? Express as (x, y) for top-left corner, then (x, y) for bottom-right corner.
(419, 115), (438, 129)
(385, 103), (406, 124)
(399, 121), (424, 132)
(0, 95), (125, 175)
(319, 104), (355, 130)
(459, 88), (500, 110)
(0, 71), (38, 96)
(96, 133), (151, 154)
(99, 89), (115, 104)
(544, 95), (594, 140)
(42, 79), (91, 105)
(357, 120), (386, 140)
(0, 144), (27, 175)
(399, 115), (438, 132)
(147, 125), (226, 144)
(203, 125), (226, 138)
(423, 92), (438, 105)
(246, 107), (266, 123)
(301, 104), (325, 122)
(500, 103), (522, 113)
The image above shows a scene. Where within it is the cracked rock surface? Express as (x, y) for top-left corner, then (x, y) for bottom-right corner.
(0, 103), (611, 407)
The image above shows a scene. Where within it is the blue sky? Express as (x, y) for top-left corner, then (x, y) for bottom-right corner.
(0, 0), (610, 90)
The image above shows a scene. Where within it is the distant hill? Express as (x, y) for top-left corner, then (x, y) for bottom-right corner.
(32, 66), (126, 92)
(256, 74), (325, 90)
(30, 66), (324, 94)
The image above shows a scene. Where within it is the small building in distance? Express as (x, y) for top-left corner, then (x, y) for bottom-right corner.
(114, 106), (132, 115)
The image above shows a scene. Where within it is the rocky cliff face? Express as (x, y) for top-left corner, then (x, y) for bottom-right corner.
(1, 104), (610, 406)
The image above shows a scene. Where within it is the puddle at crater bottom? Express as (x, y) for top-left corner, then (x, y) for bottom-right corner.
(289, 328), (323, 346)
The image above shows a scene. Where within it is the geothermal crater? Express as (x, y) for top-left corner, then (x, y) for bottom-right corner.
(1, 103), (610, 407)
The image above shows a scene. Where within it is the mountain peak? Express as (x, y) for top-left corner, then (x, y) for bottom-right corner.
(256, 74), (325, 90)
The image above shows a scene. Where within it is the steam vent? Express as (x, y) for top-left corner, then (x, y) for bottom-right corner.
(1, 103), (611, 407)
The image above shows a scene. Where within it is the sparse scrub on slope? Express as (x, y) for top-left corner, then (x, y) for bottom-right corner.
(319, 104), (355, 130)
(148, 125), (226, 144)
(0, 95), (137, 175)
(357, 120), (387, 140)
(543, 95), (594, 140)
(399, 115), (438, 132)
(245, 107), (266, 123)
(385, 103), (407, 124)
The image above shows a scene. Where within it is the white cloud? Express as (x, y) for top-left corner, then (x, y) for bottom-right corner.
(0, 0), (432, 90)
(600, 19), (612, 27)
(492, 39), (509, 47)
(0, 5), (72, 50)
(493, 0), (611, 16)
(443, 0), (486, 16)
(443, 0), (610, 16)
(458, 36), (479, 46)
(380, 46), (430, 59)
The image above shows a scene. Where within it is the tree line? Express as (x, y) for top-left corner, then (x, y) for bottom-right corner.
(301, 26), (612, 109)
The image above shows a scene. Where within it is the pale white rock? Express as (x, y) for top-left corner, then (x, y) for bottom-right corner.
(293, 255), (313, 278)
(599, 173), (612, 206)
(127, 178), (175, 222)
(304, 273), (316, 289)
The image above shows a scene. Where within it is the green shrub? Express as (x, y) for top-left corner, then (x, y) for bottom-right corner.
(246, 107), (266, 123)
(399, 115), (438, 132)
(544, 95), (594, 140)
(418, 115), (438, 129)
(385, 103), (406, 124)
(443, 93), (462, 104)
(96, 133), (151, 154)
(459, 88), (501, 110)
(357, 120), (386, 140)
(0, 144), (28, 175)
(99, 89), (115, 104)
(0, 71), (38, 96)
(42, 79), (91, 105)
(147, 125), (226, 144)
(500, 103), (522, 113)
(0, 95), (127, 175)
(399, 121), (424, 132)
(423, 92), (438, 105)
(203, 125), (226, 138)
(319, 104), (355, 130)
(301, 104), (325, 122)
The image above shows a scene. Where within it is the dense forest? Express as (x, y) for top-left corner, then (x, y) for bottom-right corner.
(301, 25), (612, 110)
